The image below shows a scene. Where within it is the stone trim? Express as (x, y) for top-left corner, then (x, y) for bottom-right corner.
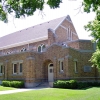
(58, 58), (64, 61)
(12, 60), (23, 63)
(73, 58), (78, 61)
(69, 47), (94, 53)
(79, 50), (94, 53)
(54, 16), (66, 31)
(0, 63), (3, 65)
(65, 55), (72, 59)
(55, 77), (98, 80)
(6, 78), (25, 80)
(26, 56), (35, 60)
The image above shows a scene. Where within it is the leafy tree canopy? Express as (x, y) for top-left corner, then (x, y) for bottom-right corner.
(0, 0), (100, 67)
(83, 0), (100, 13)
(0, 0), (62, 23)
(83, 0), (100, 68)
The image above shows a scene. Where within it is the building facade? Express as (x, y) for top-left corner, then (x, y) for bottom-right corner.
(0, 15), (99, 88)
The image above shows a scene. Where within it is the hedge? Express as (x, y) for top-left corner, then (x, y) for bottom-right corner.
(2, 81), (24, 88)
(53, 80), (100, 89)
(53, 80), (77, 89)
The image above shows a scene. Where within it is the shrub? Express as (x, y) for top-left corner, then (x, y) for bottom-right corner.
(2, 81), (10, 87)
(69, 80), (77, 89)
(53, 80), (100, 89)
(77, 82), (88, 89)
(53, 80), (77, 89)
(2, 80), (24, 88)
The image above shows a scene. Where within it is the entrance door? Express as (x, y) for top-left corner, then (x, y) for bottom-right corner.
(48, 63), (54, 82)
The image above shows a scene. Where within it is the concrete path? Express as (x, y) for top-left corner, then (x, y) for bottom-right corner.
(0, 87), (49, 95)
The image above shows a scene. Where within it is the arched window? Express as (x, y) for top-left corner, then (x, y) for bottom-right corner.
(37, 44), (46, 52)
(20, 48), (27, 52)
(42, 44), (45, 51)
(38, 46), (41, 52)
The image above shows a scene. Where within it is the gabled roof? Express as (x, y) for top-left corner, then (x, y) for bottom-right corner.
(0, 15), (70, 49)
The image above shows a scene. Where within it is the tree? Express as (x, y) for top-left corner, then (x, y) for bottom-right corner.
(0, 0), (62, 23)
(83, 0), (100, 68)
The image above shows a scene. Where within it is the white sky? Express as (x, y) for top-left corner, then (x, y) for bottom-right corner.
(0, 0), (95, 39)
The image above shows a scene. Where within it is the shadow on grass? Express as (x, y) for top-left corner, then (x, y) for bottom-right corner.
(53, 86), (100, 91)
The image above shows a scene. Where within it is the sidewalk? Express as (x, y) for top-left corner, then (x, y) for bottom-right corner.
(0, 87), (49, 95)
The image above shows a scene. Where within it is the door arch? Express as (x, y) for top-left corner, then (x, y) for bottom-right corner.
(48, 63), (54, 82)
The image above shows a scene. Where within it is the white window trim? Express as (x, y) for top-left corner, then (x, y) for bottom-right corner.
(74, 61), (78, 73)
(58, 58), (64, 73)
(60, 61), (64, 72)
(0, 64), (3, 75)
(13, 63), (17, 74)
(19, 62), (23, 74)
(37, 45), (41, 52)
(70, 31), (72, 41)
(37, 44), (45, 52)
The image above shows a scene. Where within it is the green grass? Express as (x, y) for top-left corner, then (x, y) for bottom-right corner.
(0, 86), (16, 91)
(0, 87), (100, 100)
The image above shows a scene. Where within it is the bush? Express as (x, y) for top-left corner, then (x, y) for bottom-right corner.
(77, 82), (88, 89)
(2, 81), (10, 87)
(53, 80), (100, 89)
(53, 80), (77, 89)
(2, 81), (24, 88)
(69, 80), (77, 89)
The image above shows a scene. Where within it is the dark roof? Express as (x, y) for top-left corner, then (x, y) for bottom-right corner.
(0, 16), (66, 49)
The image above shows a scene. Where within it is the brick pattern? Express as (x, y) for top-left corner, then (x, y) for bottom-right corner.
(0, 17), (98, 87)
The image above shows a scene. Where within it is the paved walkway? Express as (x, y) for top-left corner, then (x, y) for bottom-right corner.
(0, 87), (49, 95)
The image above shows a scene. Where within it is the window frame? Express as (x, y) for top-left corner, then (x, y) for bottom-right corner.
(37, 44), (46, 52)
(74, 61), (78, 73)
(0, 65), (3, 74)
(13, 63), (17, 74)
(19, 63), (23, 74)
(58, 58), (64, 73)
(37, 45), (41, 52)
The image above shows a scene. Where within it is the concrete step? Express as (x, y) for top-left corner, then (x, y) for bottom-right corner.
(38, 82), (50, 88)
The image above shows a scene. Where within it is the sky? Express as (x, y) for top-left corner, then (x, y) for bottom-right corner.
(0, 0), (95, 39)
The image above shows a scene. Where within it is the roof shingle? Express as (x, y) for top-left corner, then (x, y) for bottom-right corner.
(0, 16), (66, 48)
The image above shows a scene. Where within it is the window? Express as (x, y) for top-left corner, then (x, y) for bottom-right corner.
(13, 63), (17, 74)
(20, 48), (27, 52)
(19, 63), (22, 73)
(37, 44), (46, 52)
(67, 28), (70, 40)
(74, 61), (78, 73)
(0, 65), (3, 73)
(59, 60), (64, 73)
(6, 51), (11, 55)
(42, 45), (45, 51)
(70, 31), (72, 41)
(38, 46), (41, 52)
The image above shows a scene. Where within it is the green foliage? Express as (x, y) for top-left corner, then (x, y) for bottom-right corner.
(53, 80), (77, 89)
(90, 49), (100, 68)
(2, 80), (24, 88)
(53, 80), (100, 89)
(0, 0), (62, 23)
(77, 82), (88, 89)
(83, 0), (100, 68)
(83, 0), (100, 13)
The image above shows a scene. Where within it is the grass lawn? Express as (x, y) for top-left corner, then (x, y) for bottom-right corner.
(0, 86), (16, 91)
(0, 87), (100, 100)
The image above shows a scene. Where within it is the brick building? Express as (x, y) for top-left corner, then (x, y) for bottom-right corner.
(0, 15), (99, 88)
